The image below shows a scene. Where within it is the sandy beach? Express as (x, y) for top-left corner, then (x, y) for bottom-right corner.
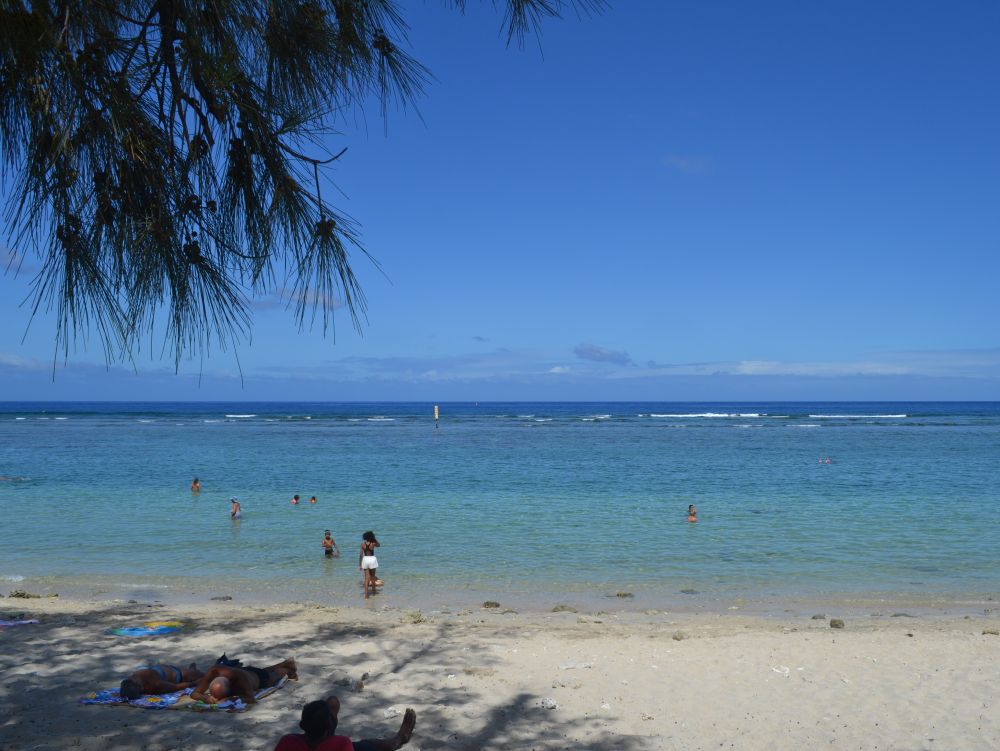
(1, 595), (998, 751)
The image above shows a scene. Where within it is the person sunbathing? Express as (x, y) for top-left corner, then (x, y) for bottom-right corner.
(274, 696), (416, 751)
(120, 663), (204, 700)
(190, 658), (298, 705)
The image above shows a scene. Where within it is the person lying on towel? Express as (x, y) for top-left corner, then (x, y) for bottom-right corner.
(120, 663), (205, 700)
(189, 657), (298, 704)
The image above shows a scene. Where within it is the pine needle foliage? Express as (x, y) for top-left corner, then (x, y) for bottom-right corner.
(0, 0), (602, 367)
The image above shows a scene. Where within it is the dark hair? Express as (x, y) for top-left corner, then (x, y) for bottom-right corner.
(120, 678), (142, 701)
(362, 530), (377, 543)
(299, 699), (336, 740)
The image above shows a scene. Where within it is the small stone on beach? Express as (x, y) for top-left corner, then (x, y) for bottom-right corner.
(672, 631), (687, 641)
(680, 589), (699, 595)
(830, 619), (845, 629)
(811, 614), (827, 620)
(463, 666), (496, 676)
(482, 601), (500, 609)
(334, 672), (368, 692)
(552, 604), (578, 613)
(211, 596), (232, 601)
(616, 592), (633, 598)
(540, 697), (558, 710)
(983, 629), (999, 636)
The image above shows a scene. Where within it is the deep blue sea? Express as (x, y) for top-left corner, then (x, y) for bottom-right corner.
(1, 402), (998, 611)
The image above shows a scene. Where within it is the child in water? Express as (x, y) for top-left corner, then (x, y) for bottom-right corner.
(321, 530), (339, 557)
(687, 504), (698, 522)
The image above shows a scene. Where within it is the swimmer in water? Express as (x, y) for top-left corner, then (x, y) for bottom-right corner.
(309, 495), (318, 504)
(230, 497), (242, 519)
(291, 494), (300, 505)
(687, 504), (698, 522)
(321, 530), (340, 558)
(191, 477), (201, 494)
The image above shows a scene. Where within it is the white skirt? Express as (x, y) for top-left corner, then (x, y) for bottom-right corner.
(361, 555), (379, 570)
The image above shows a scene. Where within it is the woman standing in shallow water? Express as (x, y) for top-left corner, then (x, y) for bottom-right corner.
(359, 531), (382, 599)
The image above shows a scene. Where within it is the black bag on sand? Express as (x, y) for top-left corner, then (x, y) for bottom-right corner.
(216, 653), (243, 668)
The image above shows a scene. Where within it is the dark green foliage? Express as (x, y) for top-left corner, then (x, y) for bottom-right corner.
(0, 0), (600, 366)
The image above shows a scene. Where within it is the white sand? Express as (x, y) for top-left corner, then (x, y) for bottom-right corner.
(1, 597), (998, 750)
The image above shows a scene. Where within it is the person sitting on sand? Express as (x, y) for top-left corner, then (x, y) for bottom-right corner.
(120, 663), (204, 700)
(231, 497), (242, 519)
(274, 696), (416, 751)
(190, 658), (297, 705)
(687, 504), (697, 522)
(322, 530), (340, 558)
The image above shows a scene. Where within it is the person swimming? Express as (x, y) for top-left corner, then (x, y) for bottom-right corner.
(230, 497), (242, 519)
(687, 504), (697, 522)
(291, 494), (300, 505)
(191, 477), (201, 493)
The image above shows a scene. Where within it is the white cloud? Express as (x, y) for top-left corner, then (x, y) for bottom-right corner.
(615, 349), (1000, 380)
(573, 343), (633, 366)
(0, 353), (47, 371)
(663, 154), (712, 175)
(2, 247), (39, 275)
(252, 286), (345, 313)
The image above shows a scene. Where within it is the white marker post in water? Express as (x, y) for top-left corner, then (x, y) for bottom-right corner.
(434, 404), (440, 429)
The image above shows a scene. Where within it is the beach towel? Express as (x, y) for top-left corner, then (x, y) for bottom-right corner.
(107, 620), (185, 637)
(79, 675), (287, 712)
(0, 619), (39, 628)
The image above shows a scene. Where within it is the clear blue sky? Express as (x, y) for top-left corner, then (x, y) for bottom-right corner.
(2, 1), (998, 400)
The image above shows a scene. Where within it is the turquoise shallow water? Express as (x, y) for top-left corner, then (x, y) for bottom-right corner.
(1, 402), (998, 610)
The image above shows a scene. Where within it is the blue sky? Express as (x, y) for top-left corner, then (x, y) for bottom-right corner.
(2, 1), (999, 400)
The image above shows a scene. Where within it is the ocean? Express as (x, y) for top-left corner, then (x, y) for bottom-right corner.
(1, 402), (998, 612)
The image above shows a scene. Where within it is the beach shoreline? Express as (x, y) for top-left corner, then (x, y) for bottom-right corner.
(5, 574), (997, 620)
(2, 594), (998, 750)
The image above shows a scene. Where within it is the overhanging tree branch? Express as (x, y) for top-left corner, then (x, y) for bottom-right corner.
(0, 0), (604, 369)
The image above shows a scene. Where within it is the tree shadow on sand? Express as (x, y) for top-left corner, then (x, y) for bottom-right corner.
(0, 601), (658, 751)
